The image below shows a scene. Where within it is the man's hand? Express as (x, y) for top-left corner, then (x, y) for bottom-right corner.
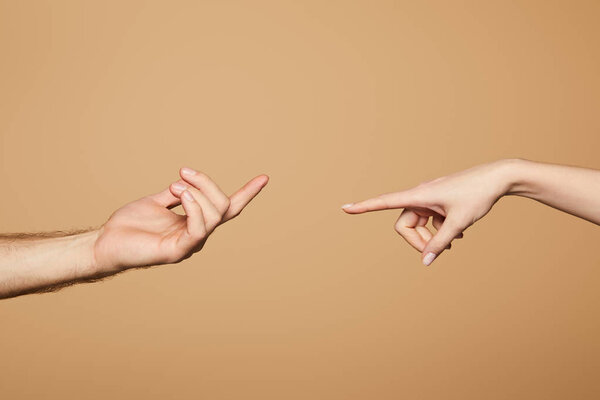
(0, 168), (268, 298)
(94, 167), (269, 273)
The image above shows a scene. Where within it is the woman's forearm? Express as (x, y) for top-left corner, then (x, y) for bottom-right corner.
(503, 159), (600, 225)
(343, 158), (600, 265)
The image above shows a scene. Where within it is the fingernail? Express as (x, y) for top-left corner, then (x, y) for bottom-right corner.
(172, 182), (187, 193)
(341, 203), (354, 209)
(183, 190), (195, 201)
(181, 167), (196, 176)
(423, 252), (437, 266)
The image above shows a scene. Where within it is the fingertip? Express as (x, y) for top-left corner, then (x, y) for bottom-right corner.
(170, 181), (188, 197)
(245, 174), (269, 192)
(342, 203), (363, 214)
(422, 252), (437, 266)
(255, 174), (269, 187)
(179, 166), (197, 177)
(182, 190), (195, 202)
(341, 203), (354, 211)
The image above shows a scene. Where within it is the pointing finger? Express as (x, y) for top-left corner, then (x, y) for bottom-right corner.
(342, 190), (418, 214)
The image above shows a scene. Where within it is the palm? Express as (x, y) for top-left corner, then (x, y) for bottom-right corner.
(95, 197), (196, 271)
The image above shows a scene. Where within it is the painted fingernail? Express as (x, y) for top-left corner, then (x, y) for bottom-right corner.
(182, 190), (195, 201)
(172, 182), (187, 193)
(423, 252), (437, 266)
(181, 167), (197, 176)
(341, 203), (354, 209)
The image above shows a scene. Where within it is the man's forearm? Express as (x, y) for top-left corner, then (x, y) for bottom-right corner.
(0, 229), (104, 299)
(503, 159), (600, 225)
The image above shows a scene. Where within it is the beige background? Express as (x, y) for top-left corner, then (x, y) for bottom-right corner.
(1, 1), (599, 399)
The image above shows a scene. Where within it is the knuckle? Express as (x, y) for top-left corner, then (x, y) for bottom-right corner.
(207, 215), (222, 229)
(219, 197), (231, 213)
(228, 206), (242, 219)
(166, 249), (187, 264)
(190, 229), (207, 241)
(394, 220), (403, 233)
(444, 214), (465, 229)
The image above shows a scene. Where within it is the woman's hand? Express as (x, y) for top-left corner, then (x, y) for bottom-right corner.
(342, 160), (516, 266)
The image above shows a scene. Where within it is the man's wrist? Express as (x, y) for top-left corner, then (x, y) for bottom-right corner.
(31, 228), (107, 279)
(64, 229), (104, 277)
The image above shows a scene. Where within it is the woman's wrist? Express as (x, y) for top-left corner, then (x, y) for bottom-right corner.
(494, 158), (533, 198)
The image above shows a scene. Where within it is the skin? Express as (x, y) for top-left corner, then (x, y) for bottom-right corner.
(0, 167), (269, 299)
(342, 159), (600, 266)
